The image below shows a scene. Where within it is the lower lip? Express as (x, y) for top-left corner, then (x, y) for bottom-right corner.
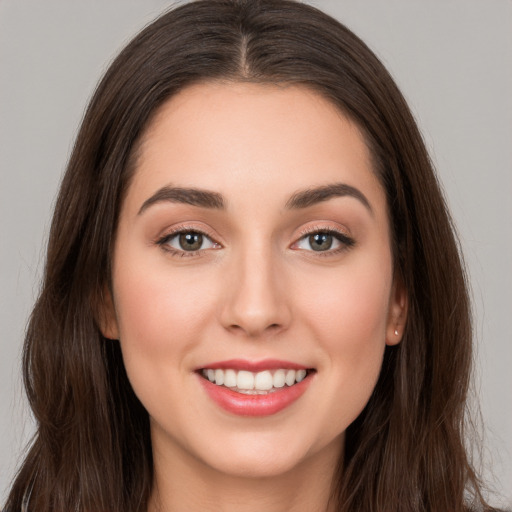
(197, 373), (314, 417)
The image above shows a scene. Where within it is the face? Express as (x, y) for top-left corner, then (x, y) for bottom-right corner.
(102, 82), (406, 479)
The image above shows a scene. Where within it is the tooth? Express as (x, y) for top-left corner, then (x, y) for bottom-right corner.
(237, 389), (269, 395)
(254, 371), (273, 391)
(224, 369), (237, 387)
(214, 369), (224, 386)
(273, 369), (285, 388)
(285, 369), (296, 386)
(296, 369), (307, 382)
(237, 370), (255, 390)
(204, 367), (309, 389)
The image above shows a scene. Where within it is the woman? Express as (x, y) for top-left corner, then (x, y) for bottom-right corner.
(2, 0), (502, 510)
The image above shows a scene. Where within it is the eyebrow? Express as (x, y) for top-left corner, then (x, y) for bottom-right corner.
(138, 186), (225, 215)
(138, 182), (372, 216)
(285, 183), (373, 214)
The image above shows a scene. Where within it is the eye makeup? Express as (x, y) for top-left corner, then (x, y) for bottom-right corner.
(291, 225), (355, 256)
(155, 224), (221, 258)
(154, 222), (355, 260)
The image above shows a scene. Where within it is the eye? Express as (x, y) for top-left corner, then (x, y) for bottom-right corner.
(293, 229), (354, 253)
(158, 230), (219, 254)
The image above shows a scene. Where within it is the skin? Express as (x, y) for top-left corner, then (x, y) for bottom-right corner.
(101, 82), (407, 512)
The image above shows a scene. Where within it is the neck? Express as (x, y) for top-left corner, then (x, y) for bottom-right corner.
(148, 435), (343, 512)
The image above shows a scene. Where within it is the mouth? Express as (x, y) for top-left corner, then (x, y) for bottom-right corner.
(198, 367), (315, 395)
(195, 360), (316, 416)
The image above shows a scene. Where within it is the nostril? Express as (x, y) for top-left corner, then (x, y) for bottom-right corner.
(225, 321), (284, 337)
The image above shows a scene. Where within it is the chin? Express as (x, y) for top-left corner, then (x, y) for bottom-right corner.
(195, 428), (341, 480)
(207, 449), (309, 479)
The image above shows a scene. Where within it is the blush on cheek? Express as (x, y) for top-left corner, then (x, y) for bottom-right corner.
(114, 264), (217, 357)
(307, 273), (390, 344)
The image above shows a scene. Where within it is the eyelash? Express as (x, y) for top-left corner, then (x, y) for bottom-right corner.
(155, 225), (355, 258)
(294, 226), (355, 256)
(155, 225), (220, 258)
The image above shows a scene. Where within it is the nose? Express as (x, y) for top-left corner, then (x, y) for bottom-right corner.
(219, 244), (291, 338)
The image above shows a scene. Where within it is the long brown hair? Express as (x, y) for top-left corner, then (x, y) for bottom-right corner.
(4, 1), (496, 510)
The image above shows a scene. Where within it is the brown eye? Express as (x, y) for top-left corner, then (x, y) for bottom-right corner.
(179, 232), (204, 251)
(293, 229), (355, 254)
(159, 230), (218, 254)
(308, 233), (333, 251)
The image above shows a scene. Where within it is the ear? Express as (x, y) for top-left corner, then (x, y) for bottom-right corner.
(386, 274), (408, 346)
(96, 285), (120, 340)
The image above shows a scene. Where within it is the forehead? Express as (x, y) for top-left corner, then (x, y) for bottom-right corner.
(125, 81), (385, 215)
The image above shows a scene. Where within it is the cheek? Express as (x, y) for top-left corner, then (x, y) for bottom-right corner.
(114, 263), (212, 346)
(296, 253), (392, 427)
(111, 259), (218, 400)
(111, 260), (222, 431)
(302, 258), (392, 350)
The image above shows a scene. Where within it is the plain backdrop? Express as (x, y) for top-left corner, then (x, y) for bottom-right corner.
(1, 0), (511, 507)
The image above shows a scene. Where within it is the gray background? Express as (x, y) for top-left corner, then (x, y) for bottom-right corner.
(1, 0), (510, 507)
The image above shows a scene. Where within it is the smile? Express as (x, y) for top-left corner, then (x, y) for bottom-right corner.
(200, 368), (309, 394)
(196, 360), (316, 416)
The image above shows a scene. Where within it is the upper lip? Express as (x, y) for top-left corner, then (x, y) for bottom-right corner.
(196, 359), (312, 372)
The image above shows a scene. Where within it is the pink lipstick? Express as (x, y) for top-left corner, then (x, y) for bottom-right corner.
(196, 359), (315, 416)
